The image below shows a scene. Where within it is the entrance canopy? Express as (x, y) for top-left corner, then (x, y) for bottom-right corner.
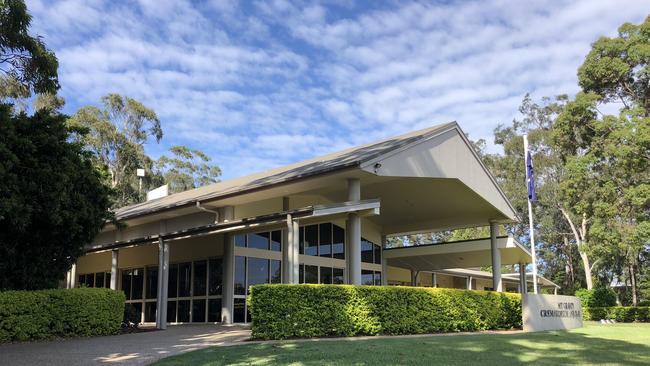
(383, 236), (531, 271)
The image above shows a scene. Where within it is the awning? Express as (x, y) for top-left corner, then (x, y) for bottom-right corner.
(383, 236), (531, 271)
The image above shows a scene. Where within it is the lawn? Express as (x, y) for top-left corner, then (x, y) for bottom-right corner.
(153, 323), (650, 366)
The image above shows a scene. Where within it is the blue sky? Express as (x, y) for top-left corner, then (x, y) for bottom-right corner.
(26, 0), (647, 180)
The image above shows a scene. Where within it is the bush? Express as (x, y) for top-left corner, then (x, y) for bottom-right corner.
(638, 300), (650, 307)
(575, 288), (617, 308)
(0, 288), (125, 342)
(248, 285), (521, 340)
(583, 306), (650, 322)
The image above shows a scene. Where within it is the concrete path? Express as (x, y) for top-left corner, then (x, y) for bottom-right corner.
(0, 325), (251, 366)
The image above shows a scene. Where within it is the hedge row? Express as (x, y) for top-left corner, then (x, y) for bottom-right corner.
(0, 288), (125, 342)
(248, 284), (521, 340)
(583, 306), (650, 322)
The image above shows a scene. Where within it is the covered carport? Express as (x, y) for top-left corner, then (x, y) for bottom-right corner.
(383, 236), (532, 292)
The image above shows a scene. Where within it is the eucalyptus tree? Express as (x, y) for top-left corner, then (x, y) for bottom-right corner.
(0, 0), (58, 96)
(155, 145), (221, 194)
(69, 94), (162, 207)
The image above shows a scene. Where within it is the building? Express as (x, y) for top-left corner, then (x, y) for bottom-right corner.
(66, 122), (547, 328)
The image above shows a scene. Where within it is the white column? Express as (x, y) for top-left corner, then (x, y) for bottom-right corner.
(156, 238), (169, 330)
(282, 214), (294, 283)
(554, 287), (558, 295)
(110, 249), (118, 290)
(65, 270), (71, 289)
(490, 222), (503, 292)
(346, 178), (361, 285)
(380, 235), (387, 286)
(467, 276), (473, 290)
(432, 272), (437, 288)
(70, 263), (77, 288)
(222, 233), (234, 324)
(519, 263), (527, 294)
(292, 220), (300, 284)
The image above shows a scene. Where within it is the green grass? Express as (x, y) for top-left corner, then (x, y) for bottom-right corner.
(153, 323), (650, 366)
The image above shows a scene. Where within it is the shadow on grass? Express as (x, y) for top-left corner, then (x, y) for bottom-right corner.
(154, 325), (650, 366)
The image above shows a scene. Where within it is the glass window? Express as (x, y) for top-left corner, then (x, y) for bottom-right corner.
(208, 299), (221, 322)
(193, 260), (207, 297)
(178, 300), (190, 322)
(319, 223), (332, 258)
(192, 299), (206, 323)
(131, 268), (144, 300)
(299, 264), (304, 284)
(320, 267), (332, 284)
(362, 270), (374, 286)
(131, 302), (142, 323)
(333, 224), (345, 259)
(168, 264), (178, 298)
(247, 257), (269, 289)
(333, 268), (344, 284)
(304, 225), (318, 256)
(145, 302), (157, 323)
(146, 266), (158, 299)
(374, 244), (382, 265)
(105, 273), (111, 288)
(248, 232), (269, 250)
(234, 256), (246, 296)
(271, 230), (282, 252)
(167, 301), (177, 323)
(299, 227), (304, 254)
(96, 272), (105, 288)
(121, 270), (131, 299)
(361, 239), (374, 263)
(86, 273), (95, 288)
(208, 258), (222, 295)
(270, 260), (281, 284)
(178, 263), (191, 297)
(234, 298), (246, 323)
(235, 234), (246, 247)
(374, 272), (382, 286)
(305, 265), (318, 284)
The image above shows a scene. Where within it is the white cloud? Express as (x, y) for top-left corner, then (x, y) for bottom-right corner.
(24, 0), (649, 179)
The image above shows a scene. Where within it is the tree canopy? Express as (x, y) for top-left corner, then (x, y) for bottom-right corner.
(0, 105), (112, 289)
(0, 0), (58, 95)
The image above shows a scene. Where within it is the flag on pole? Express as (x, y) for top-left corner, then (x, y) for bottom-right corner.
(526, 150), (537, 202)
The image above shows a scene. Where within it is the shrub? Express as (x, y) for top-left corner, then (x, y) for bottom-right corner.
(575, 288), (617, 308)
(248, 285), (521, 340)
(0, 288), (125, 342)
(638, 300), (650, 307)
(583, 306), (650, 322)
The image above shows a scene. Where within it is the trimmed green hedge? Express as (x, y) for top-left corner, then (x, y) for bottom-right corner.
(248, 285), (521, 340)
(575, 288), (617, 308)
(0, 288), (125, 342)
(583, 306), (650, 322)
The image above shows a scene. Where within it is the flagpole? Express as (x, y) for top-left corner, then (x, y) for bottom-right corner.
(523, 134), (539, 294)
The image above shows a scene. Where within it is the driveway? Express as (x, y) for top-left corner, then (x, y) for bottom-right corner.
(0, 325), (251, 366)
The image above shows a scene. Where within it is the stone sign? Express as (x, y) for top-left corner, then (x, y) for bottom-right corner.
(522, 294), (583, 332)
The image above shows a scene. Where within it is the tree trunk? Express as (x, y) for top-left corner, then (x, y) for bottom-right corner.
(629, 263), (638, 306)
(564, 236), (575, 289)
(579, 251), (593, 290)
(560, 208), (593, 290)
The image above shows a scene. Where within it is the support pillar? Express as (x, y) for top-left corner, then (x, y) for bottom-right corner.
(490, 221), (503, 292)
(292, 220), (300, 283)
(282, 214), (294, 284)
(467, 276), (473, 290)
(70, 263), (77, 288)
(432, 272), (437, 288)
(220, 206), (235, 324)
(380, 236), (388, 286)
(110, 249), (118, 290)
(410, 270), (419, 287)
(519, 263), (527, 294)
(554, 287), (558, 295)
(65, 270), (71, 289)
(346, 178), (361, 285)
(156, 238), (169, 330)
